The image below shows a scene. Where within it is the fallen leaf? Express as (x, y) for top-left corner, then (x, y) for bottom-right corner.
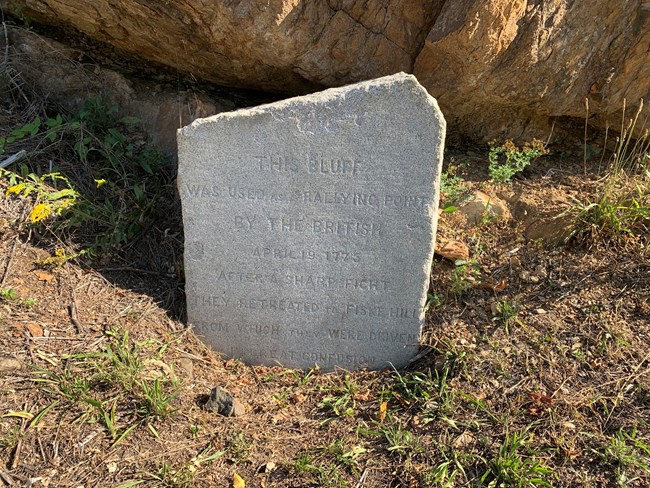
(233, 472), (245, 488)
(292, 394), (306, 404)
(25, 323), (44, 337)
(529, 392), (554, 406)
(353, 390), (371, 402)
(240, 377), (253, 385)
(36, 272), (55, 282)
(378, 401), (388, 422)
(480, 278), (507, 292)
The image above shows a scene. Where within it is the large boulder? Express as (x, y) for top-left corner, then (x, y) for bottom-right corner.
(414, 0), (650, 142)
(1, 0), (439, 93)
(2, 0), (648, 142)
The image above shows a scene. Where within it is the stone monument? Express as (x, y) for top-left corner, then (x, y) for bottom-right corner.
(177, 72), (446, 371)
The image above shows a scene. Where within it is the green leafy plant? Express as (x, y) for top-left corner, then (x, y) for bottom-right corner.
(2, 97), (171, 255)
(440, 162), (470, 209)
(378, 422), (423, 460)
(292, 453), (346, 487)
(597, 428), (650, 487)
(494, 299), (523, 334)
(144, 446), (225, 488)
(488, 139), (548, 184)
(481, 430), (555, 487)
(4, 171), (79, 223)
(0, 288), (16, 300)
(321, 439), (367, 475)
(449, 259), (481, 296)
(318, 374), (360, 419)
(423, 292), (443, 312)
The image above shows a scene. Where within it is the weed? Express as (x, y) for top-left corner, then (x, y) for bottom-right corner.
(0, 288), (38, 308)
(227, 432), (253, 463)
(32, 367), (91, 402)
(390, 367), (436, 410)
(422, 445), (469, 488)
(598, 428), (650, 487)
(148, 446), (225, 488)
(488, 139), (548, 184)
(292, 453), (346, 487)
(449, 259), (481, 297)
(481, 430), (555, 487)
(568, 100), (650, 243)
(379, 422), (423, 460)
(423, 292), (443, 312)
(494, 299), (523, 334)
(321, 439), (367, 474)
(0, 424), (20, 449)
(137, 376), (180, 419)
(31, 329), (180, 445)
(4, 170), (79, 223)
(318, 374), (359, 419)
(2, 97), (171, 256)
(440, 163), (470, 209)
(0, 288), (15, 300)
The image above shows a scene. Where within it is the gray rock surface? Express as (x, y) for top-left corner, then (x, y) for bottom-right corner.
(178, 73), (445, 371)
(203, 386), (245, 417)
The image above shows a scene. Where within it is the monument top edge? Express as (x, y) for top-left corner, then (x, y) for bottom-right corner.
(178, 72), (439, 134)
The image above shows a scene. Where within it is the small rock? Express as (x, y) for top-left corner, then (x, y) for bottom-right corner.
(178, 357), (194, 379)
(434, 236), (470, 261)
(203, 386), (245, 417)
(232, 398), (246, 417)
(458, 190), (511, 225)
(0, 357), (22, 372)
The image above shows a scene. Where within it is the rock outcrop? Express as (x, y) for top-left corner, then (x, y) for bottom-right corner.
(414, 0), (650, 142)
(2, 0), (648, 142)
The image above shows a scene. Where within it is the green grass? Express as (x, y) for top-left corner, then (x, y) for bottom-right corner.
(568, 99), (650, 243)
(598, 428), (650, 487)
(318, 374), (360, 419)
(494, 299), (523, 334)
(481, 430), (555, 487)
(31, 329), (180, 445)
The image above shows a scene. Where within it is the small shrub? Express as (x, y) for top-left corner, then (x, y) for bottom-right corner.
(488, 139), (548, 184)
(2, 97), (171, 256)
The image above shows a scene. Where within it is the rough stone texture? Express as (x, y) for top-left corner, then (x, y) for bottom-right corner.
(203, 386), (245, 417)
(413, 0), (650, 143)
(2, 0), (647, 142)
(177, 73), (445, 371)
(2, 0), (439, 94)
(458, 191), (511, 226)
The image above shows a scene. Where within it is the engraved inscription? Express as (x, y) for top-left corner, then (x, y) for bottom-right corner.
(271, 350), (375, 366)
(183, 184), (427, 209)
(267, 217), (382, 237)
(189, 295), (420, 318)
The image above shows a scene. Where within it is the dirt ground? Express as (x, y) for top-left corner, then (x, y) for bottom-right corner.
(1, 23), (649, 488)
